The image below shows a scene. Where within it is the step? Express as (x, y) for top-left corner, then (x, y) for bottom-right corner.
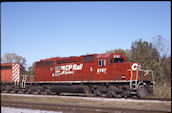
(18, 91), (24, 94)
(2, 91), (8, 93)
(130, 92), (137, 94)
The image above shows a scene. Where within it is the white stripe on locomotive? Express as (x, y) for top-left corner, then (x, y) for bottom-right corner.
(12, 65), (20, 73)
(12, 72), (19, 81)
(12, 68), (20, 76)
(12, 64), (19, 69)
(13, 76), (20, 82)
(12, 64), (20, 82)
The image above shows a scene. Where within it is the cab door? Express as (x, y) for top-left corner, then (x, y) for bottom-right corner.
(110, 55), (121, 80)
(108, 57), (113, 80)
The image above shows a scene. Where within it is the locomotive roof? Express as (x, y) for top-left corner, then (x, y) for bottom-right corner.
(96, 53), (124, 58)
(1, 63), (20, 66)
(36, 53), (125, 63)
(39, 57), (61, 62)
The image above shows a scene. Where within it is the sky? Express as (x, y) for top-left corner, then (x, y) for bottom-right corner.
(1, 1), (171, 68)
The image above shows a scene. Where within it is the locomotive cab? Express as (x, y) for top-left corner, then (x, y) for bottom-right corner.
(113, 54), (125, 63)
(108, 53), (127, 80)
(108, 53), (154, 97)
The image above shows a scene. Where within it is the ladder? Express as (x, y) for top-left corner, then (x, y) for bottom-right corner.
(127, 68), (154, 92)
(127, 69), (139, 91)
(21, 75), (28, 88)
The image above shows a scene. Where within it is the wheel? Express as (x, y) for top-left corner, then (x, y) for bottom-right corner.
(13, 85), (21, 93)
(83, 86), (91, 95)
(36, 86), (45, 94)
(1, 85), (5, 91)
(44, 86), (53, 94)
(121, 90), (130, 98)
(91, 85), (102, 96)
(146, 85), (153, 96)
(5, 85), (12, 92)
(136, 86), (148, 98)
(107, 85), (117, 98)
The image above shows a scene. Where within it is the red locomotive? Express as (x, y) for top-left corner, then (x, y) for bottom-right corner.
(1, 53), (154, 98)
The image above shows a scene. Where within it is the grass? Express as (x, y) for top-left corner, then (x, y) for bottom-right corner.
(153, 82), (171, 99)
(1, 94), (171, 112)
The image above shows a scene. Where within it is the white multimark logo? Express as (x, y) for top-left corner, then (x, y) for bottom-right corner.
(55, 64), (83, 75)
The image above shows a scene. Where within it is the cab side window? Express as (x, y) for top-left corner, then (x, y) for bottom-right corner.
(109, 58), (113, 65)
(98, 59), (106, 67)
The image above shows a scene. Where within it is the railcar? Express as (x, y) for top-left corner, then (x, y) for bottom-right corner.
(1, 63), (21, 83)
(1, 53), (154, 98)
(1, 63), (22, 92)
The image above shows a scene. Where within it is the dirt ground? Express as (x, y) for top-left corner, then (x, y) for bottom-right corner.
(1, 94), (171, 113)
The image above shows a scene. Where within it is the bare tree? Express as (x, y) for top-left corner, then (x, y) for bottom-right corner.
(1, 53), (26, 65)
(151, 35), (171, 82)
(1, 52), (27, 74)
(152, 35), (169, 59)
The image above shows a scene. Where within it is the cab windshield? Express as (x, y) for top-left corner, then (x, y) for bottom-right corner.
(114, 58), (124, 63)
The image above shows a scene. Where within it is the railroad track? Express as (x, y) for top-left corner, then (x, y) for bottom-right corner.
(59, 92), (171, 102)
(1, 100), (169, 113)
(1, 92), (171, 103)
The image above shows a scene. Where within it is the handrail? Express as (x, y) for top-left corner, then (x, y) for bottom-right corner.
(21, 75), (28, 88)
(127, 69), (133, 90)
(127, 68), (153, 90)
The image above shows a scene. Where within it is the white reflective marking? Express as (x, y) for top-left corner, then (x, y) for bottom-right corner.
(12, 74), (19, 81)
(12, 64), (19, 69)
(12, 65), (20, 73)
(12, 69), (20, 77)
(14, 76), (19, 82)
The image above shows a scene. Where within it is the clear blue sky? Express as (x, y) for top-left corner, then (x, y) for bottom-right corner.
(1, 2), (171, 68)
